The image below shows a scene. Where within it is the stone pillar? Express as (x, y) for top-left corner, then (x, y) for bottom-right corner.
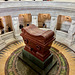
(12, 17), (22, 40)
(32, 16), (38, 27)
(2, 17), (6, 33)
(50, 17), (57, 38)
(68, 20), (75, 45)
(50, 17), (57, 31)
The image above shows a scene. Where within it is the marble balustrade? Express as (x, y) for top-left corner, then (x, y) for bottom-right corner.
(0, 1), (75, 50)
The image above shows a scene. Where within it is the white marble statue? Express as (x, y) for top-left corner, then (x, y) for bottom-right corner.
(50, 17), (57, 31)
(32, 16), (38, 27)
(45, 19), (51, 29)
(12, 17), (22, 40)
(12, 17), (19, 33)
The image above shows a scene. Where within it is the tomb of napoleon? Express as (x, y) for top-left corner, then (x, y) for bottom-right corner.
(19, 24), (57, 75)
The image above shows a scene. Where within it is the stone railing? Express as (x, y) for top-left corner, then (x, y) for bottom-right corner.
(0, 31), (16, 50)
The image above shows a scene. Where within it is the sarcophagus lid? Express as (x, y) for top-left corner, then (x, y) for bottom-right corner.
(21, 24), (54, 43)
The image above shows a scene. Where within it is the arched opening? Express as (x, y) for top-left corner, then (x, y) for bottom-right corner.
(19, 13), (32, 29)
(0, 15), (13, 35)
(56, 15), (72, 33)
(4, 15), (13, 32)
(38, 13), (51, 28)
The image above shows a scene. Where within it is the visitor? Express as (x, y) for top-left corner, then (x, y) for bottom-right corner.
(8, 26), (11, 32)
(1, 29), (4, 34)
(19, 24), (23, 29)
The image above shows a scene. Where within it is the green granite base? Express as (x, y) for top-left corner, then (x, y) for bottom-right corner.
(22, 49), (53, 69)
(19, 49), (57, 75)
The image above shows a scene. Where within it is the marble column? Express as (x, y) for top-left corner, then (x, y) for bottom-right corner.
(68, 20), (75, 45)
(12, 17), (22, 40)
(32, 16), (38, 27)
(1, 17), (6, 33)
(50, 17), (57, 38)
(50, 17), (57, 31)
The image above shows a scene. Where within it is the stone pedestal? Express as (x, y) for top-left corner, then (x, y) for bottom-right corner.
(22, 49), (53, 69)
(19, 49), (57, 75)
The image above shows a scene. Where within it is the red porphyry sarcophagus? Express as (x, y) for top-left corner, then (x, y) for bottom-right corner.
(20, 24), (55, 61)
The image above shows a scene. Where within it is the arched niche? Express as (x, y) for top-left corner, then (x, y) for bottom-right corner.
(0, 15), (13, 35)
(56, 15), (72, 33)
(18, 13), (32, 29)
(38, 13), (51, 28)
(0, 17), (4, 35)
(4, 15), (13, 32)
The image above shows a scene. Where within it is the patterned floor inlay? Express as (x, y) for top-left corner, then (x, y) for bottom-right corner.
(0, 41), (25, 75)
(0, 41), (75, 75)
(52, 41), (75, 75)
(5, 46), (68, 75)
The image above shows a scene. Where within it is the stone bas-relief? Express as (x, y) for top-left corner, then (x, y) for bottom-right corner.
(61, 21), (71, 32)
